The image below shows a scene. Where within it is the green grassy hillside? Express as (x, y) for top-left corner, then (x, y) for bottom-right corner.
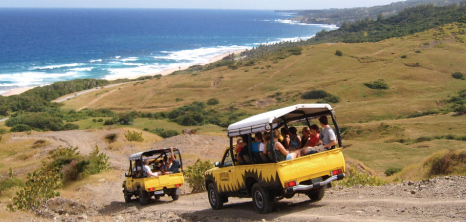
(63, 23), (465, 121)
(57, 23), (466, 178)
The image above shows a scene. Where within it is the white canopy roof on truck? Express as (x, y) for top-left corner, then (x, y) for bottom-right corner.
(227, 103), (333, 137)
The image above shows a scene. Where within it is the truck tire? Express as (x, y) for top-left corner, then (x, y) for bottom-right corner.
(207, 183), (224, 210)
(252, 184), (273, 214)
(123, 189), (132, 203)
(172, 194), (179, 201)
(308, 186), (325, 202)
(139, 188), (149, 205)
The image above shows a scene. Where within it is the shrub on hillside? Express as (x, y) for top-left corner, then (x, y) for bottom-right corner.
(301, 90), (331, 99)
(0, 169), (24, 195)
(444, 89), (466, 115)
(116, 113), (134, 125)
(339, 167), (385, 187)
(10, 124), (32, 132)
(7, 164), (61, 212)
(8, 146), (110, 212)
(335, 50), (343, 56)
(364, 79), (389, 89)
(301, 90), (340, 103)
(428, 150), (466, 176)
(385, 167), (402, 176)
(85, 146), (110, 175)
(150, 128), (179, 138)
(207, 98), (219, 105)
(184, 159), (214, 193)
(321, 94), (340, 103)
(6, 113), (65, 131)
(103, 119), (115, 125)
(125, 130), (144, 142)
(451, 72), (464, 80)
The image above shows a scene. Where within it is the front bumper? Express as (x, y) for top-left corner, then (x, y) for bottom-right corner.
(286, 173), (345, 194)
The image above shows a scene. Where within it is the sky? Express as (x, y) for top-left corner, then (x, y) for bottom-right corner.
(0, 0), (406, 10)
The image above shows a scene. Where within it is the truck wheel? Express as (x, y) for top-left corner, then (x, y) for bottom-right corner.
(123, 189), (132, 203)
(207, 183), (224, 210)
(172, 194), (179, 201)
(252, 184), (273, 214)
(308, 186), (325, 202)
(139, 189), (149, 205)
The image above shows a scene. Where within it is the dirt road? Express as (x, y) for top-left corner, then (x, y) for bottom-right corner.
(34, 175), (465, 222)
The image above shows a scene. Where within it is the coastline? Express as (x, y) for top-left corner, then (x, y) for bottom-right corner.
(0, 49), (246, 97)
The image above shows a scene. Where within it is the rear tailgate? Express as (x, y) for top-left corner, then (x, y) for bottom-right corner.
(277, 148), (345, 187)
(144, 172), (184, 190)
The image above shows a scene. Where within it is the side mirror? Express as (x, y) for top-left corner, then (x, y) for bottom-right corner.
(214, 162), (220, 167)
(125, 172), (129, 177)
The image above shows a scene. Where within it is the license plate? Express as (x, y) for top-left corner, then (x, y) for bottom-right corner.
(154, 190), (164, 195)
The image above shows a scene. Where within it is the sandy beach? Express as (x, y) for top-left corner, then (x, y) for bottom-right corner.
(0, 49), (246, 97)
(1, 86), (36, 96)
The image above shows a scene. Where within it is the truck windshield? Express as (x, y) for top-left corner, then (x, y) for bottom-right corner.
(222, 150), (233, 167)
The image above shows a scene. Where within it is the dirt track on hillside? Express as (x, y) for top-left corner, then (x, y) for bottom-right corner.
(2, 131), (466, 221)
(28, 175), (466, 222)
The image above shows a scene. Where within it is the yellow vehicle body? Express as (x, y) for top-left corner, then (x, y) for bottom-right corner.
(125, 172), (184, 193)
(122, 148), (184, 205)
(205, 104), (346, 213)
(206, 148), (345, 194)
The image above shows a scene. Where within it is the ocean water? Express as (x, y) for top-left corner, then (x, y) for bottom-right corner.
(0, 8), (336, 94)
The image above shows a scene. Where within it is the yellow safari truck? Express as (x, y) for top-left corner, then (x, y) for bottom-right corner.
(205, 104), (346, 213)
(122, 148), (184, 205)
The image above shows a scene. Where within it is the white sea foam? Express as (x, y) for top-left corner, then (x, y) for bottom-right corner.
(103, 64), (167, 80)
(122, 63), (145, 66)
(89, 59), (102, 63)
(102, 45), (249, 80)
(156, 45), (248, 64)
(121, 57), (139, 62)
(307, 24), (339, 30)
(275, 19), (339, 29)
(29, 63), (82, 70)
(275, 19), (301, 25)
(0, 71), (85, 87)
(69, 67), (93, 72)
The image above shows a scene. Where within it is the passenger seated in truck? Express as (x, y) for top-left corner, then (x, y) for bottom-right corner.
(280, 127), (290, 149)
(268, 129), (300, 161)
(143, 159), (159, 177)
(237, 135), (249, 164)
(252, 132), (262, 153)
(251, 132), (263, 163)
(288, 126), (301, 151)
(318, 116), (337, 150)
(300, 124), (323, 156)
(260, 131), (268, 154)
(132, 160), (143, 177)
(161, 147), (180, 174)
(152, 160), (163, 174)
(300, 117), (336, 156)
